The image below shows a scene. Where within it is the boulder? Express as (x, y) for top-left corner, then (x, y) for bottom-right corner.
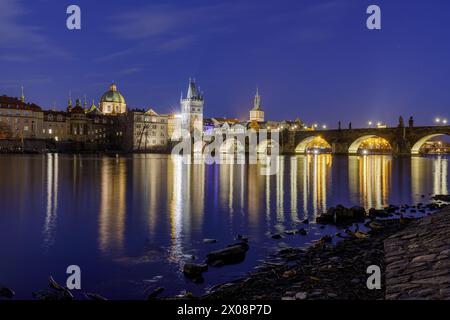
(433, 195), (450, 202)
(147, 287), (164, 300)
(206, 242), (249, 265)
(203, 239), (217, 244)
(0, 285), (15, 299)
(368, 208), (389, 218)
(183, 263), (208, 279)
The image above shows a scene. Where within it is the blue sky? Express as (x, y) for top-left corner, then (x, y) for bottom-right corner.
(1, 0), (450, 127)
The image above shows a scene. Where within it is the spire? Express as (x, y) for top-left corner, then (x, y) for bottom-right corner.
(76, 97), (81, 107)
(83, 95), (87, 108)
(253, 87), (261, 110)
(186, 78), (198, 99)
(20, 85), (25, 103)
(68, 91), (73, 107)
(110, 82), (117, 92)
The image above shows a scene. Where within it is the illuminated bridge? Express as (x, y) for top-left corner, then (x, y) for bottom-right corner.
(280, 125), (450, 155)
(207, 125), (450, 155)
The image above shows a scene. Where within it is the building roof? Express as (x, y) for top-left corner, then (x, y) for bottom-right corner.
(0, 95), (42, 112)
(100, 83), (126, 104)
(182, 79), (203, 101)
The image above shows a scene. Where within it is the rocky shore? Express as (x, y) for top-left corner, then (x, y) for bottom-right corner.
(203, 200), (450, 300)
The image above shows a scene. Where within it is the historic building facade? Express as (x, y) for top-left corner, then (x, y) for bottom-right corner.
(0, 95), (44, 139)
(121, 108), (169, 152)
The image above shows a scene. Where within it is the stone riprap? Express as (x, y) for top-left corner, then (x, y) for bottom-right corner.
(385, 207), (450, 300)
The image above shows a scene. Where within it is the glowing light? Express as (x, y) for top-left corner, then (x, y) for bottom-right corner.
(435, 118), (441, 123)
(443, 119), (448, 124)
(368, 121), (373, 126)
(362, 149), (369, 155)
(322, 125), (327, 129)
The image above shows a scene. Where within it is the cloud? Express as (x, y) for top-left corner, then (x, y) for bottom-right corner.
(99, 3), (243, 61)
(0, 0), (69, 61)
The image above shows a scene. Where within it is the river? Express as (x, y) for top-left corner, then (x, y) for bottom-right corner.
(0, 154), (448, 299)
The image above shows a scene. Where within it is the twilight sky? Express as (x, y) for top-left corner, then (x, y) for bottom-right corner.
(1, 0), (449, 128)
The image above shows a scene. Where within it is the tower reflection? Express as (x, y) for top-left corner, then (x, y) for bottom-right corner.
(167, 155), (205, 264)
(349, 155), (391, 209)
(411, 156), (448, 201)
(42, 154), (59, 250)
(99, 158), (126, 255)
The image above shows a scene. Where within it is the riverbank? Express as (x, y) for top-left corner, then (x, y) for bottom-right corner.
(203, 205), (450, 300)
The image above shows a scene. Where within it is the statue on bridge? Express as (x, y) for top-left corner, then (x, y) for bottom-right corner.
(398, 116), (405, 128)
(349, 122), (352, 130)
(409, 116), (414, 128)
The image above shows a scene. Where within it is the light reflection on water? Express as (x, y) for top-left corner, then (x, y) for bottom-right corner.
(0, 154), (448, 299)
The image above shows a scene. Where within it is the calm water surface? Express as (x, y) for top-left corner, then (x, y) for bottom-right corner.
(0, 154), (448, 299)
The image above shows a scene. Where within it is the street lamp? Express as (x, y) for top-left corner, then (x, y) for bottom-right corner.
(435, 118), (441, 124)
(368, 121), (373, 127)
(322, 125), (327, 129)
(443, 119), (448, 125)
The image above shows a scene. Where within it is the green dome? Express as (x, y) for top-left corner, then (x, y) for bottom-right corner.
(100, 83), (126, 104)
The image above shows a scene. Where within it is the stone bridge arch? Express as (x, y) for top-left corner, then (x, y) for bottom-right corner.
(411, 133), (449, 155)
(295, 135), (332, 154)
(348, 134), (393, 154)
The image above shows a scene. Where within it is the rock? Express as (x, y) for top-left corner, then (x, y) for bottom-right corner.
(235, 235), (249, 242)
(210, 260), (225, 268)
(368, 221), (384, 230)
(295, 292), (308, 300)
(411, 254), (436, 263)
(354, 231), (369, 239)
(271, 234), (283, 239)
(206, 242), (249, 265)
(284, 230), (297, 235)
(203, 239), (217, 244)
(433, 195), (450, 202)
(317, 205), (366, 225)
(0, 285), (15, 299)
(319, 235), (332, 243)
(302, 219), (309, 225)
(316, 209), (335, 224)
(183, 263), (208, 279)
(369, 208), (389, 218)
(32, 289), (73, 301)
(84, 292), (108, 300)
(48, 276), (65, 291)
(147, 287), (164, 300)
(298, 228), (307, 236)
(282, 269), (297, 278)
(47, 276), (73, 300)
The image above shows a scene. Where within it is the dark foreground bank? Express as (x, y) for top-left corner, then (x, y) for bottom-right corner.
(202, 204), (450, 300)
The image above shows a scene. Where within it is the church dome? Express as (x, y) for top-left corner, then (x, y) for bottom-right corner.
(100, 83), (125, 104)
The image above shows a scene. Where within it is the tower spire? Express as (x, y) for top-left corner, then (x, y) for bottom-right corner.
(20, 85), (25, 103)
(253, 87), (261, 110)
(68, 90), (73, 107)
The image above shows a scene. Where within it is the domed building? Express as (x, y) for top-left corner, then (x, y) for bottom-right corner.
(99, 83), (127, 115)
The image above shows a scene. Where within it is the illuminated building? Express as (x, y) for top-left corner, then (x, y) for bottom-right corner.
(249, 88), (264, 123)
(99, 83), (127, 115)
